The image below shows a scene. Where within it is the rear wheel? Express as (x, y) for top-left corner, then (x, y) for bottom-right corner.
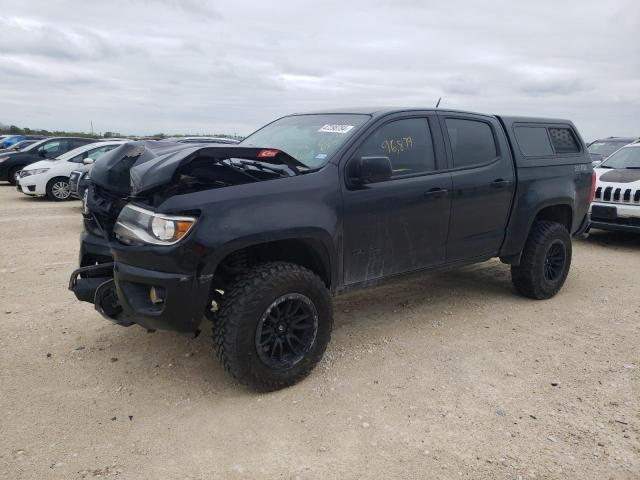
(46, 177), (72, 201)
(511, 220), (572, 299)
(212, 262), (333, 391)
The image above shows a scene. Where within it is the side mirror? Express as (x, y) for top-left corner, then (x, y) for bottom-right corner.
(347, 156), (392, 185)
(83, 158), (94, 165)
(38, 149), (47, 158)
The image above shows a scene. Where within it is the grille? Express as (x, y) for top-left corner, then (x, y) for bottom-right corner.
(596, 183), (640, 204)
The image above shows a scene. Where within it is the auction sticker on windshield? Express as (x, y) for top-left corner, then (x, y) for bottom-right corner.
(318, 124), (354, 134)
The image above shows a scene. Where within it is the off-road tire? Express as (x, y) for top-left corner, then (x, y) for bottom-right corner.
(46, 177), (72, 201)
(8, 166), (21, 186)
(212, 262), (333, 391)
(511, 220), (572, 299)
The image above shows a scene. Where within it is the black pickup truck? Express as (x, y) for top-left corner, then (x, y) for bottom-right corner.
(69, 108), (593, 391)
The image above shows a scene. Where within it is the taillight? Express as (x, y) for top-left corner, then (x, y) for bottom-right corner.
(589, 170), (596, 203)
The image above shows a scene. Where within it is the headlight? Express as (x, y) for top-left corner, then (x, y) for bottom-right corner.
(22, 168), (49, 177)
(114, 204), (196, 246)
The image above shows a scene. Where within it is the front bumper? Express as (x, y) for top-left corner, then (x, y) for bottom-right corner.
(17, 176), (46, 195)
(589, 201), (640, 234)
(16, 183), (37, 195)
(70, 231), (212, 334)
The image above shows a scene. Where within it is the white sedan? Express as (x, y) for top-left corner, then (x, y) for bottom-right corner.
(17, 140), (128, 200)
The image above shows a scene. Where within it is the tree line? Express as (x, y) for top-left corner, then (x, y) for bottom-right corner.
(0, 124), (242, 140)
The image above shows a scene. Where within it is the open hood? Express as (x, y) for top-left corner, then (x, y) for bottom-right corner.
(89, 140), (307, 196)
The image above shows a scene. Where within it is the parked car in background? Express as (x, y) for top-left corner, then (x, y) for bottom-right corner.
(69, 167), (92, 200)
(0, 137), (97, 185)
(69, 108), (592, 390)
(588, 137), (639, 167)
(17, 140), (128, 200)
(0, 135), (25, 148)
(590, 142), (640, 233)
(162, 136), (240, 144)
(0, 139), (38, 153)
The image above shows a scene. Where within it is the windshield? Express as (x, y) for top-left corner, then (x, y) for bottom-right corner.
(240, 114), (369, 168)
(588, 140), (631, 157)
(20, 138), (48, 152)
(601, 147), (640, 169)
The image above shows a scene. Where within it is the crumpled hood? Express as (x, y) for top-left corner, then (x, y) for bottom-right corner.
(89, 140), (306, 196)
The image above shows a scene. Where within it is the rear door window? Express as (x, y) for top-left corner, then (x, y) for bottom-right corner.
(445, 118), (497, 168)
(514, 126), (554, 157)
(42, 140), (69, 156)
(357, 118), (435, 176)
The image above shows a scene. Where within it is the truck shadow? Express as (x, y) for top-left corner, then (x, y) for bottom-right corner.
(333, 259), (514, 325)
(90, 260), (516, 395)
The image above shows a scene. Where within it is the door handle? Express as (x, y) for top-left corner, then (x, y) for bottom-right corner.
(491, 179), (510, 188)
(424, 188), (448, 198)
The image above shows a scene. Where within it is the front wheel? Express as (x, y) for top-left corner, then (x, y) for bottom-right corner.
(212, 262), (333, 391)
(8, 167), (21, 186)
(46, 177), (72, 201)
(511, 220), (572, 299)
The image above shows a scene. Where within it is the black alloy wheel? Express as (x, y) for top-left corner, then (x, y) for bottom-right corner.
(543, 240), (567, 282)
(255, 293), (318, 370)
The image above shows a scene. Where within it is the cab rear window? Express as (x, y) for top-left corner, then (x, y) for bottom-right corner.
(514, 125), (581, 157)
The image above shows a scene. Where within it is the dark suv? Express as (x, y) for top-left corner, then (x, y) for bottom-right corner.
(0, 137), (97, 184)
(70, 108), (593, 390)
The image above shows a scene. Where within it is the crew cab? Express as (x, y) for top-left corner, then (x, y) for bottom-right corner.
(590, 142), (640, 233)
(0, 137), (97, 185)
(69, 108), (593, 391)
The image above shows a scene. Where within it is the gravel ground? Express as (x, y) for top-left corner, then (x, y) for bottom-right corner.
(0, 184), (638, 480)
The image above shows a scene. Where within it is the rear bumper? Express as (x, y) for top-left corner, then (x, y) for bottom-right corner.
(573, 213), (591, 238)
(71, 231), (211, 334)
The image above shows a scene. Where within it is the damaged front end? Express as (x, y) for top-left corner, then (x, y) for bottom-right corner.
(68, 141), (304, 334)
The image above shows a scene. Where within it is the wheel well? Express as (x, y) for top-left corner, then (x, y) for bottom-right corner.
(534, 204), (573, 232)
(500, 204), (573, 266)
(215, 238), (331, 288)
(47, 176), (70, 188)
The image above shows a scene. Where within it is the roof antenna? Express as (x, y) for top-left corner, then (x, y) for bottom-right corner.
(435, 97), (442, 108)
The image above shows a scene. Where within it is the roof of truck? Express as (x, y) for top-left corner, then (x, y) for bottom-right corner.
(293, 107), (490, 116)
(292, 108), (573, 125)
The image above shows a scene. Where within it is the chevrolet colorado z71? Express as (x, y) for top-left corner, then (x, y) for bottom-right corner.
(69, 108), (593, 391)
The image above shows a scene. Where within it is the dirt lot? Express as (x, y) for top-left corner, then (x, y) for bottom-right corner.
(0, 183), (638, 480)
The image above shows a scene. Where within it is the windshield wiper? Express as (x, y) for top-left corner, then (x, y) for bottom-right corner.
(234, 159), (295, 176)
(625, 166), (640, 169)
(217, 159), (261, 181)
(599, 165), (613, 168)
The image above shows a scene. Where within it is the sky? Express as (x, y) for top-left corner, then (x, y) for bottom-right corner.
(0, 0), (639, 140)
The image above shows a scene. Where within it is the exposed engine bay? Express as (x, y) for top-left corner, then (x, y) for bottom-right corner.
(85, 141), (307, 237)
